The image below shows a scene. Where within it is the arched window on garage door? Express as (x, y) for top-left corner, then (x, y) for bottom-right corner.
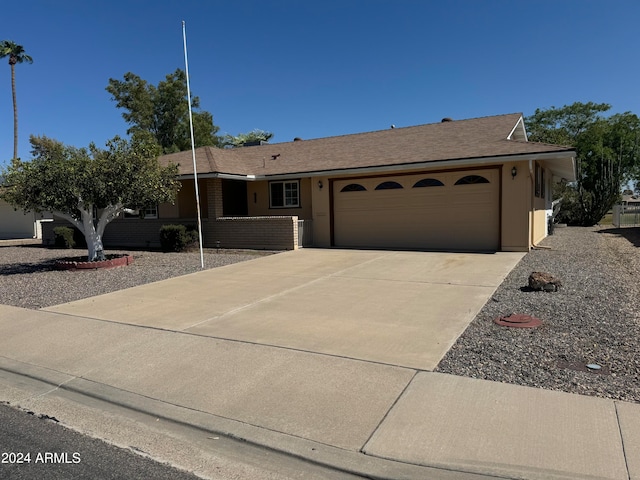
(340, 183), (367, 192)
(454, 175), (490, 185)
(413, 178), (445, 188)
(375, 181), (403, 190)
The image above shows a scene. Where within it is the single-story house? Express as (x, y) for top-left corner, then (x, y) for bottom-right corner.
(621, 194), (640, 207)
(43, 113), (576, 252)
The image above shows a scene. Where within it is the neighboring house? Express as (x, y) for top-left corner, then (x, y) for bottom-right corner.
(612, 194), (640, 228)
(621, 194), (640, 207)
(0, 198), (52, 239)
(43, 113), (576, 252)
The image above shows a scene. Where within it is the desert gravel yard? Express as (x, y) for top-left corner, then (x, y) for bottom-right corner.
(1, 226), (640, 403)
(0, 246), (274, 309)
(437, 225), (640, 403)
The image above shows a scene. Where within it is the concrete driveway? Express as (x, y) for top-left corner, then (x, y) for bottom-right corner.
(44, 248), (524, 371)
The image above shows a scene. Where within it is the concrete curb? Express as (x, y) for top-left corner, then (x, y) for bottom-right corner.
(0, 358), (499, 480)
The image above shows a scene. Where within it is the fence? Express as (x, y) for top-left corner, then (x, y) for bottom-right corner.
(298, 219), (313, 247)
(613, 204), (640, 227)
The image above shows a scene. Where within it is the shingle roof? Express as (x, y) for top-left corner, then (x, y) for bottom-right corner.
(159, 113), (575, 178)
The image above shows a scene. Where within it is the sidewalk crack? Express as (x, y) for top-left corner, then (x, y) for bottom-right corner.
(614, 401), (632, 480)
(358, 370), (418, 454)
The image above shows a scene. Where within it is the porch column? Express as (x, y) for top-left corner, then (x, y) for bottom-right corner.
(206, 178), (224, 219)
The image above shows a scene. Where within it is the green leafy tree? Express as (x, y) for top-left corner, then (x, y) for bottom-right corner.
(1, 135), (180, 261)
(106, 69), (220, 153)
(221, 129), (274, 148)
(526, 102), (640, 225)
(0, 40), (33, 159)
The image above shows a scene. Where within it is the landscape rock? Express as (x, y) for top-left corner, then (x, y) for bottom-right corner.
(528, 271), (562, 292)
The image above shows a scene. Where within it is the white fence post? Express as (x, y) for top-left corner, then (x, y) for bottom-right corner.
(613, 205), (621, 228)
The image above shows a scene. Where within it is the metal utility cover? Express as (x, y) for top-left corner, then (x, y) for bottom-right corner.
(494, 313), (542, 328)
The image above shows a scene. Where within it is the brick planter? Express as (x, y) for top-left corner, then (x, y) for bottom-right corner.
(55, 254), (134, 271)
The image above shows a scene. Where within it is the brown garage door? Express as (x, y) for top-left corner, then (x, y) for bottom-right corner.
(333, 169), (500, 251)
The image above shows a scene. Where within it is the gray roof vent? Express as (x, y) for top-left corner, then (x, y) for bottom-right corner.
(441, 117), (453, 122)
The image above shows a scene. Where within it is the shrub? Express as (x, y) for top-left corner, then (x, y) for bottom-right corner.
(53, 226), (75, 249)
(159, 224), (198, 252)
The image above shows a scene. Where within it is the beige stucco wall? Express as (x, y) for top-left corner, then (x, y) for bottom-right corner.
(500, 161), (531, 251)
(532, 206), (548, 245)
(247, 178), (312, 219)
(157, 179), (209, 219)
(311, 176), (331, 247)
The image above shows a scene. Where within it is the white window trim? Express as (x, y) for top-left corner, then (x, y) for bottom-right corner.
(269, 180), (300, 208)
(123, 205), (158, 219)
(142, 205), (158, 219)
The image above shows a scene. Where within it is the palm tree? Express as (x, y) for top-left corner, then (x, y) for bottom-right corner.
(0, 41), (32, 159)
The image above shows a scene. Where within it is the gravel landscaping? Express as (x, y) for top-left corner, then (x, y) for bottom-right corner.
(437, 225), (640, 403)
(2, 226), (639, 403)
(0, 245), (275, 309)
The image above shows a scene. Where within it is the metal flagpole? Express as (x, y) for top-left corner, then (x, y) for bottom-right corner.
(182, 20), (205, 269)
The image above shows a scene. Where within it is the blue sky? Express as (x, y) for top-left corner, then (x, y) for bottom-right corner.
(0, 1), (638, 167)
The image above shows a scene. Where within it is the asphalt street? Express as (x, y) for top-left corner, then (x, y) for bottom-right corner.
(0, 403), (202, 480)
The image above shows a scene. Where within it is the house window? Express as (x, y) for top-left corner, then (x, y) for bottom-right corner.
(340, 183), (367, 192)
(123, 205), (158, 219)
(270, 180), (300, 208)
(455, 175), (489, 185)
(413, 178), (444, 188)
(535, 163), (543, 198)
(375, 181), (403, 190)
(143, 205), (158, 219)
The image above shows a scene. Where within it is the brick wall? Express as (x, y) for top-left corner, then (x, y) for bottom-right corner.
(207, 178), (224, 219)
(43, 215), (298, 251)
(42, 219), (198, 248)
(207, 216), (298, 250)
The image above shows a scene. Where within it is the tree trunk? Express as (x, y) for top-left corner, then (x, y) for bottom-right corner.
(55, 205), (106, 262)
(81, 209), (106, 262)
(11, 63), (18, 159)
(54, 203), (123, 261)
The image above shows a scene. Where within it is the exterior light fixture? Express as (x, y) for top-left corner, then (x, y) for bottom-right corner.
(318, 180), (323, 189)
(511, 166), (517, 179)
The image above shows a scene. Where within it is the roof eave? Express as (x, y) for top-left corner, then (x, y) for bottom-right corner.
(176, 150), (576, 181)
(251, 151), (577, 181)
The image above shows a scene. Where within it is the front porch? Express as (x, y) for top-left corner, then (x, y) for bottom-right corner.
(42, 177), (302, 251)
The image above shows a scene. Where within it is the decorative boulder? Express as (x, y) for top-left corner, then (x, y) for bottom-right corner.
(528, 272), (561, 292)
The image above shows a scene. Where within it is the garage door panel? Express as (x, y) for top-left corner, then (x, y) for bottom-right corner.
(333, 169), (499, 251)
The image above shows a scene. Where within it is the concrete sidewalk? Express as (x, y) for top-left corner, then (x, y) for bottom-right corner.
(1, 302), (638, 479)
(1, 248), (639, 479)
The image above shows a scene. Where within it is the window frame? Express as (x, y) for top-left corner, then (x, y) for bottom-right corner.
(535, 162), (546, 198)
(123, 205), (158, 219)
(374, 181), (404, 190)
(269, 180), (301, 209)
(340, 183), (367, 192)
(454, 175), (490, 185)
(413, 178), (445, 188)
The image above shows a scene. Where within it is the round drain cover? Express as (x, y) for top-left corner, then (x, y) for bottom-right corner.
(494, 314), (542, 328)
